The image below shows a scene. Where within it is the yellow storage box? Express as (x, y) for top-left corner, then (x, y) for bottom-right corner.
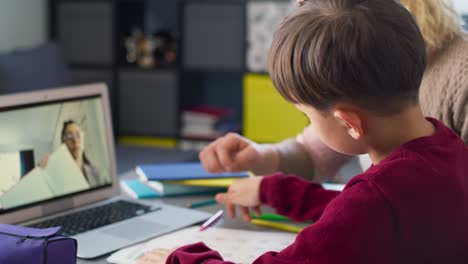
(243, 74), (309, 143)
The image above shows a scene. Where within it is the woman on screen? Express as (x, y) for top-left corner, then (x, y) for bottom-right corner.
(41, 120), (108, 187)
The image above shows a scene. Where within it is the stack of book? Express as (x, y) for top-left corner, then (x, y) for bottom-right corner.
(121, 162), (250, 199)
(180, 106), (239, 140)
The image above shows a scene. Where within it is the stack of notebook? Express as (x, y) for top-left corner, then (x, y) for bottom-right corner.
(121, 162), (250, 199)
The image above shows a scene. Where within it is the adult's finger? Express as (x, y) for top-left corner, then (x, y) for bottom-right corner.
(215, 143), (236, 172)
(199, 143), (224, 173)
(230, 146), (258, 171)
(216, 133), (246, 171)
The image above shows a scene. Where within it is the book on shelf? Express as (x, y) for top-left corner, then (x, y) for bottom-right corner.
(181, 105), (240, 140)
(178, 139), (211, 152)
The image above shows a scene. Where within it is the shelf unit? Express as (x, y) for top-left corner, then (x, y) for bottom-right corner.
(49, 0), (308, 147)
(49, 0), (180, 142)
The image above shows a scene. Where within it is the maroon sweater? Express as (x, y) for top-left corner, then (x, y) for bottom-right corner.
(167, 118), (468, 264)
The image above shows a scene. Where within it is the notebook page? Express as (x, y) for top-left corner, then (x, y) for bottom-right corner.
(107, 226), (297, 264)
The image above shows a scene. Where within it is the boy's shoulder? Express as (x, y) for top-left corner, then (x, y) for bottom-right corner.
(347, 145), (466, 205)
(349, 156), (437, 190)
(341, 158), (441, 213)
(359, 118), (467, 186)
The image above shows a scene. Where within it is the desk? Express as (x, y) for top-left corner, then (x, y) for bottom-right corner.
(78, 195), (272, 264)
(78, 145), (274, 264)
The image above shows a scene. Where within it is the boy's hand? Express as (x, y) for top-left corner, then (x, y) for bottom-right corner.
(215, 177), (264, 222)
(136, 248), (174, 264)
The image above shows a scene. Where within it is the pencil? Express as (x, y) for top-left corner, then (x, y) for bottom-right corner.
(250, 213), (291, 222)
(200, 210), (224, 231)
(186, 198), (217, 208)
(250, 219), (304, 233)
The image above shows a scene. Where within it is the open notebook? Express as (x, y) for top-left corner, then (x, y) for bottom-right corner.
(107, 226), (297, 264)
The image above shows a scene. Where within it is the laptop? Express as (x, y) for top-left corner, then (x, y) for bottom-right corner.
(0, 83), (211, 259)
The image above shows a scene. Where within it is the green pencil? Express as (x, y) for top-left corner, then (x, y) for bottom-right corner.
(186, 198), (217, 208)
(250, 213), (291, 222)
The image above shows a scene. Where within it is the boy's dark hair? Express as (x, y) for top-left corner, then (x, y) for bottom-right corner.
(269, 0), (427, 115)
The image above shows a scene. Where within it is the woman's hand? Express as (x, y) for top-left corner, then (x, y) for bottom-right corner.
(215, 177), (264, 222)
(38, 155), (49, 169)
(199, 133), (279, 175)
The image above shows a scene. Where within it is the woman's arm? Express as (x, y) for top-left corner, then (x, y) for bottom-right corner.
(274, 125), (353, 181)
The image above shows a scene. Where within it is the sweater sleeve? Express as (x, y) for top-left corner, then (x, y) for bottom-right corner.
(259, 173), (340, 222)
(166, 242), (233, 264)
(275, 125), (353, 181)
(452, 71), (468, 145)
(166, 180), (396, 264)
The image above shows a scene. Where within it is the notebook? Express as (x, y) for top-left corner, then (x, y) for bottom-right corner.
(0, 84), (211, 259)
(136, 162), (249, 181)
(121, 179), (225, 198)
(120, 179), (160, 199)
(107, 226), (297, 264)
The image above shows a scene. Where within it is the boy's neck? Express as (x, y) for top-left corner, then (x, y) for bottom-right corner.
(366, 105), (435, 165)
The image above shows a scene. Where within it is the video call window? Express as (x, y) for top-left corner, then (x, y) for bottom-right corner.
(0, 96), (112, 212)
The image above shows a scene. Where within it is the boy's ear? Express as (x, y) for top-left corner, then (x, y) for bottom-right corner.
(333, 109), (364, 140)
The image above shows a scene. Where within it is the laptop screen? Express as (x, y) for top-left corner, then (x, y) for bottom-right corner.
(0, 95), (113, 213)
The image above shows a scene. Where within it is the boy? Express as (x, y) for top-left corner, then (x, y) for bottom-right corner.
(141, 0), (468, 263)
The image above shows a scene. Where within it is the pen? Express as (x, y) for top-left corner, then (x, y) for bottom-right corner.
(186, 199), (217, 208)
(199, 210), (224, 231)
(250, 219), (304, 233)
(250, 213), (291, 222)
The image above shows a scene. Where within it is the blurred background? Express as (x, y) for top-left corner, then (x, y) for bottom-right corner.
(0, 0), (466, 152)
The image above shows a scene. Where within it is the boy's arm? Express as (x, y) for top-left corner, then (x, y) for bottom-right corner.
(166, 180), (396, 264)
(259, 173), (340, 222)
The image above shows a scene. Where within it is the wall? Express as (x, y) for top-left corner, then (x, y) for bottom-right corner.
(0, 0), (47, 53)
(453, 0), (468, 14)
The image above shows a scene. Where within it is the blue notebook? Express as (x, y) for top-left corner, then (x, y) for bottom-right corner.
(136, 162), (249, 182)
(121, 179), (225, 199)
(120, 179), (159, 199)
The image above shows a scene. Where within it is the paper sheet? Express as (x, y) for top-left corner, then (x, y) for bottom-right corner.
(0, 145), (89, 209)
(43, 144), (89, 196)
(0, 167), (54, 209)
(322, 183), (345, 192)
(107, 226), (297, 264)
(0, 151), (22, 196)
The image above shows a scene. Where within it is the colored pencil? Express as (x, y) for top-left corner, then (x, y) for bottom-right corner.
(186, 198), (217, 208)
(250, 213), (291, 222)
(199, 210), (224, 231)
(250, 219), (303, 233)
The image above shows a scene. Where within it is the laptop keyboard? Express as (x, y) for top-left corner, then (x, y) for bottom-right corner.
(27, 200), (157, 236)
